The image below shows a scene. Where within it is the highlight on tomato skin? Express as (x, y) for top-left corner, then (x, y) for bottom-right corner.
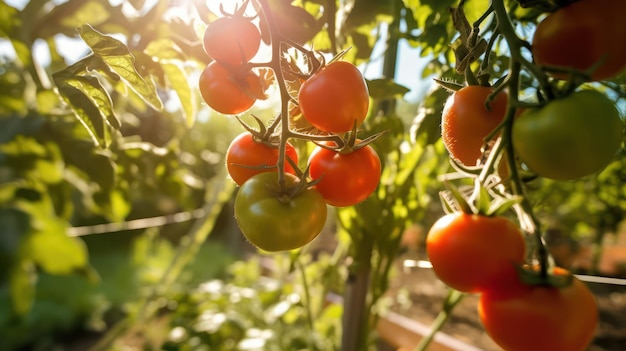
(202, 16), (262, 66)
(478, 267), (599, 351)
(298, 61), (370, 133)
(441, 85), (508, 167)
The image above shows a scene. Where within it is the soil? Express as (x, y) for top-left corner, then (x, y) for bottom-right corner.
(384, 252), (626, 351)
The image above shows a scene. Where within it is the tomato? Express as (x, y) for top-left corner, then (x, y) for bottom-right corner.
(478, 267), (598, 351)
(198, 61), (261, 114)
(203, 16), (261, 66)
(425, 212), (525, 293)
(532, 0), (626, 81)
(234, 172), (327, 252)
(308, 144), (381, 207)
(512, 90), (624, 180)
(225, 132), (299, 186)
(298, 61), (369, 133)
(441, 86), (508, 166)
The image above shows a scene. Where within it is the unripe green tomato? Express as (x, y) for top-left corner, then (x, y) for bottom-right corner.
(234, 172), (327, 252)
(512, 90), (624, 180)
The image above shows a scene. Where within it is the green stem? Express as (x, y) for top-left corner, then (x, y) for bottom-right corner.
(492, 0), (549, 277)
(413, 289), (465, 351)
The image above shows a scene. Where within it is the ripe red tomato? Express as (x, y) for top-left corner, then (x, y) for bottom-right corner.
(512, 90), (624, 180)
(298, 61), (369, 133)
(203, 16), (261, 66)
(441, 86), (508, 166)
(198, 62), (261, 114)
(479, 267), (598, 351)
(234, 172), (327, 252)
(426, 212), (525, 293)
(225, 132), (299, 186)
(308, 144), (381, 207)
(532, 0), (626, 81)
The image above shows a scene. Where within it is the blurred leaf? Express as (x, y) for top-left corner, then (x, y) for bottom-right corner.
(162, 62), (195, 127)
(23, 219), (88, 275)
(145, 38), (186, 61)
(0, 2), (19, 37)
(367, 79), (410, 100)
(9, 261), (36, 316)
(65, 75), (121, 129)
(411, 87), (449, 145)
(59, 1), (110, 32)
(55, 80), (110, 147)
(78, 24), (163, 111)
(0, 208), (29, 259)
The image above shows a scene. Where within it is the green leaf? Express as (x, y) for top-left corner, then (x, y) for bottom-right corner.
(65, 75), (121, 129)
(59, 1), (110, 28)
(0, 2), (19, 37)
(56, 80), (110, 147)
(78, 24), (163, 111)
(22, 217), (88, 275)
(366, 79), (410, 100)
(162, 62), (196, 127)
(144, 38), (185, 61)
(9, 261), (36, 316)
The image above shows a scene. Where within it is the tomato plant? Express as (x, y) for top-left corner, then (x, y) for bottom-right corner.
(198, 61), (263, 115)
(532, 0), (626, 81)
(225, 132), (299, 185)
(478, 267), (598, 351)
(203, 16), (262, 66)
(234, 172), (328, 252)
(441, 86), (508, 167)
(426, 212), (525, 293)
(512, 90), (624, 180)
(308, 143), (381, 207)
(298, 61), (370, 133)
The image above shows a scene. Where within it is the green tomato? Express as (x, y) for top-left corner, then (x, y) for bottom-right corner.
(512, 90), (624, 180)
(234, 172), (327, 252)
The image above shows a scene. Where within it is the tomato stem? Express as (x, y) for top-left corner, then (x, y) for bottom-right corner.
(492, 0), (550, 278)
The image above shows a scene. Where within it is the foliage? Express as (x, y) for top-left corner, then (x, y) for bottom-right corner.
(1, 0), (625, 350)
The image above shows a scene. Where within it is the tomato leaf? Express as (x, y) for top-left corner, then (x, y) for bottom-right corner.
(9, 260), (36, 316)
(55, 80), (110, 147)
(162, 62), (196, 127)
(366, 79), (410, 100)
(78, 24), (163, 111)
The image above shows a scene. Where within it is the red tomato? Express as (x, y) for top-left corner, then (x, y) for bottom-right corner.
(198, 62), (261, 114)
(225, 132), (299, 186)
(441, 86), (508, 166)
(203, 16), (261, 66)
(532, 0), (626, 81)
(426, 212), (525, 293)
(479, 267), (598, 351)
(308, 144), (381, 207)
(298, 61), (370, 133)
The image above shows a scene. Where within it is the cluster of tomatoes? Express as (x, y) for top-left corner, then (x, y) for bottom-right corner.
(431, 0), (626, 349)
(198, 11), (381, 252)
(426, 212), (598, 351)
